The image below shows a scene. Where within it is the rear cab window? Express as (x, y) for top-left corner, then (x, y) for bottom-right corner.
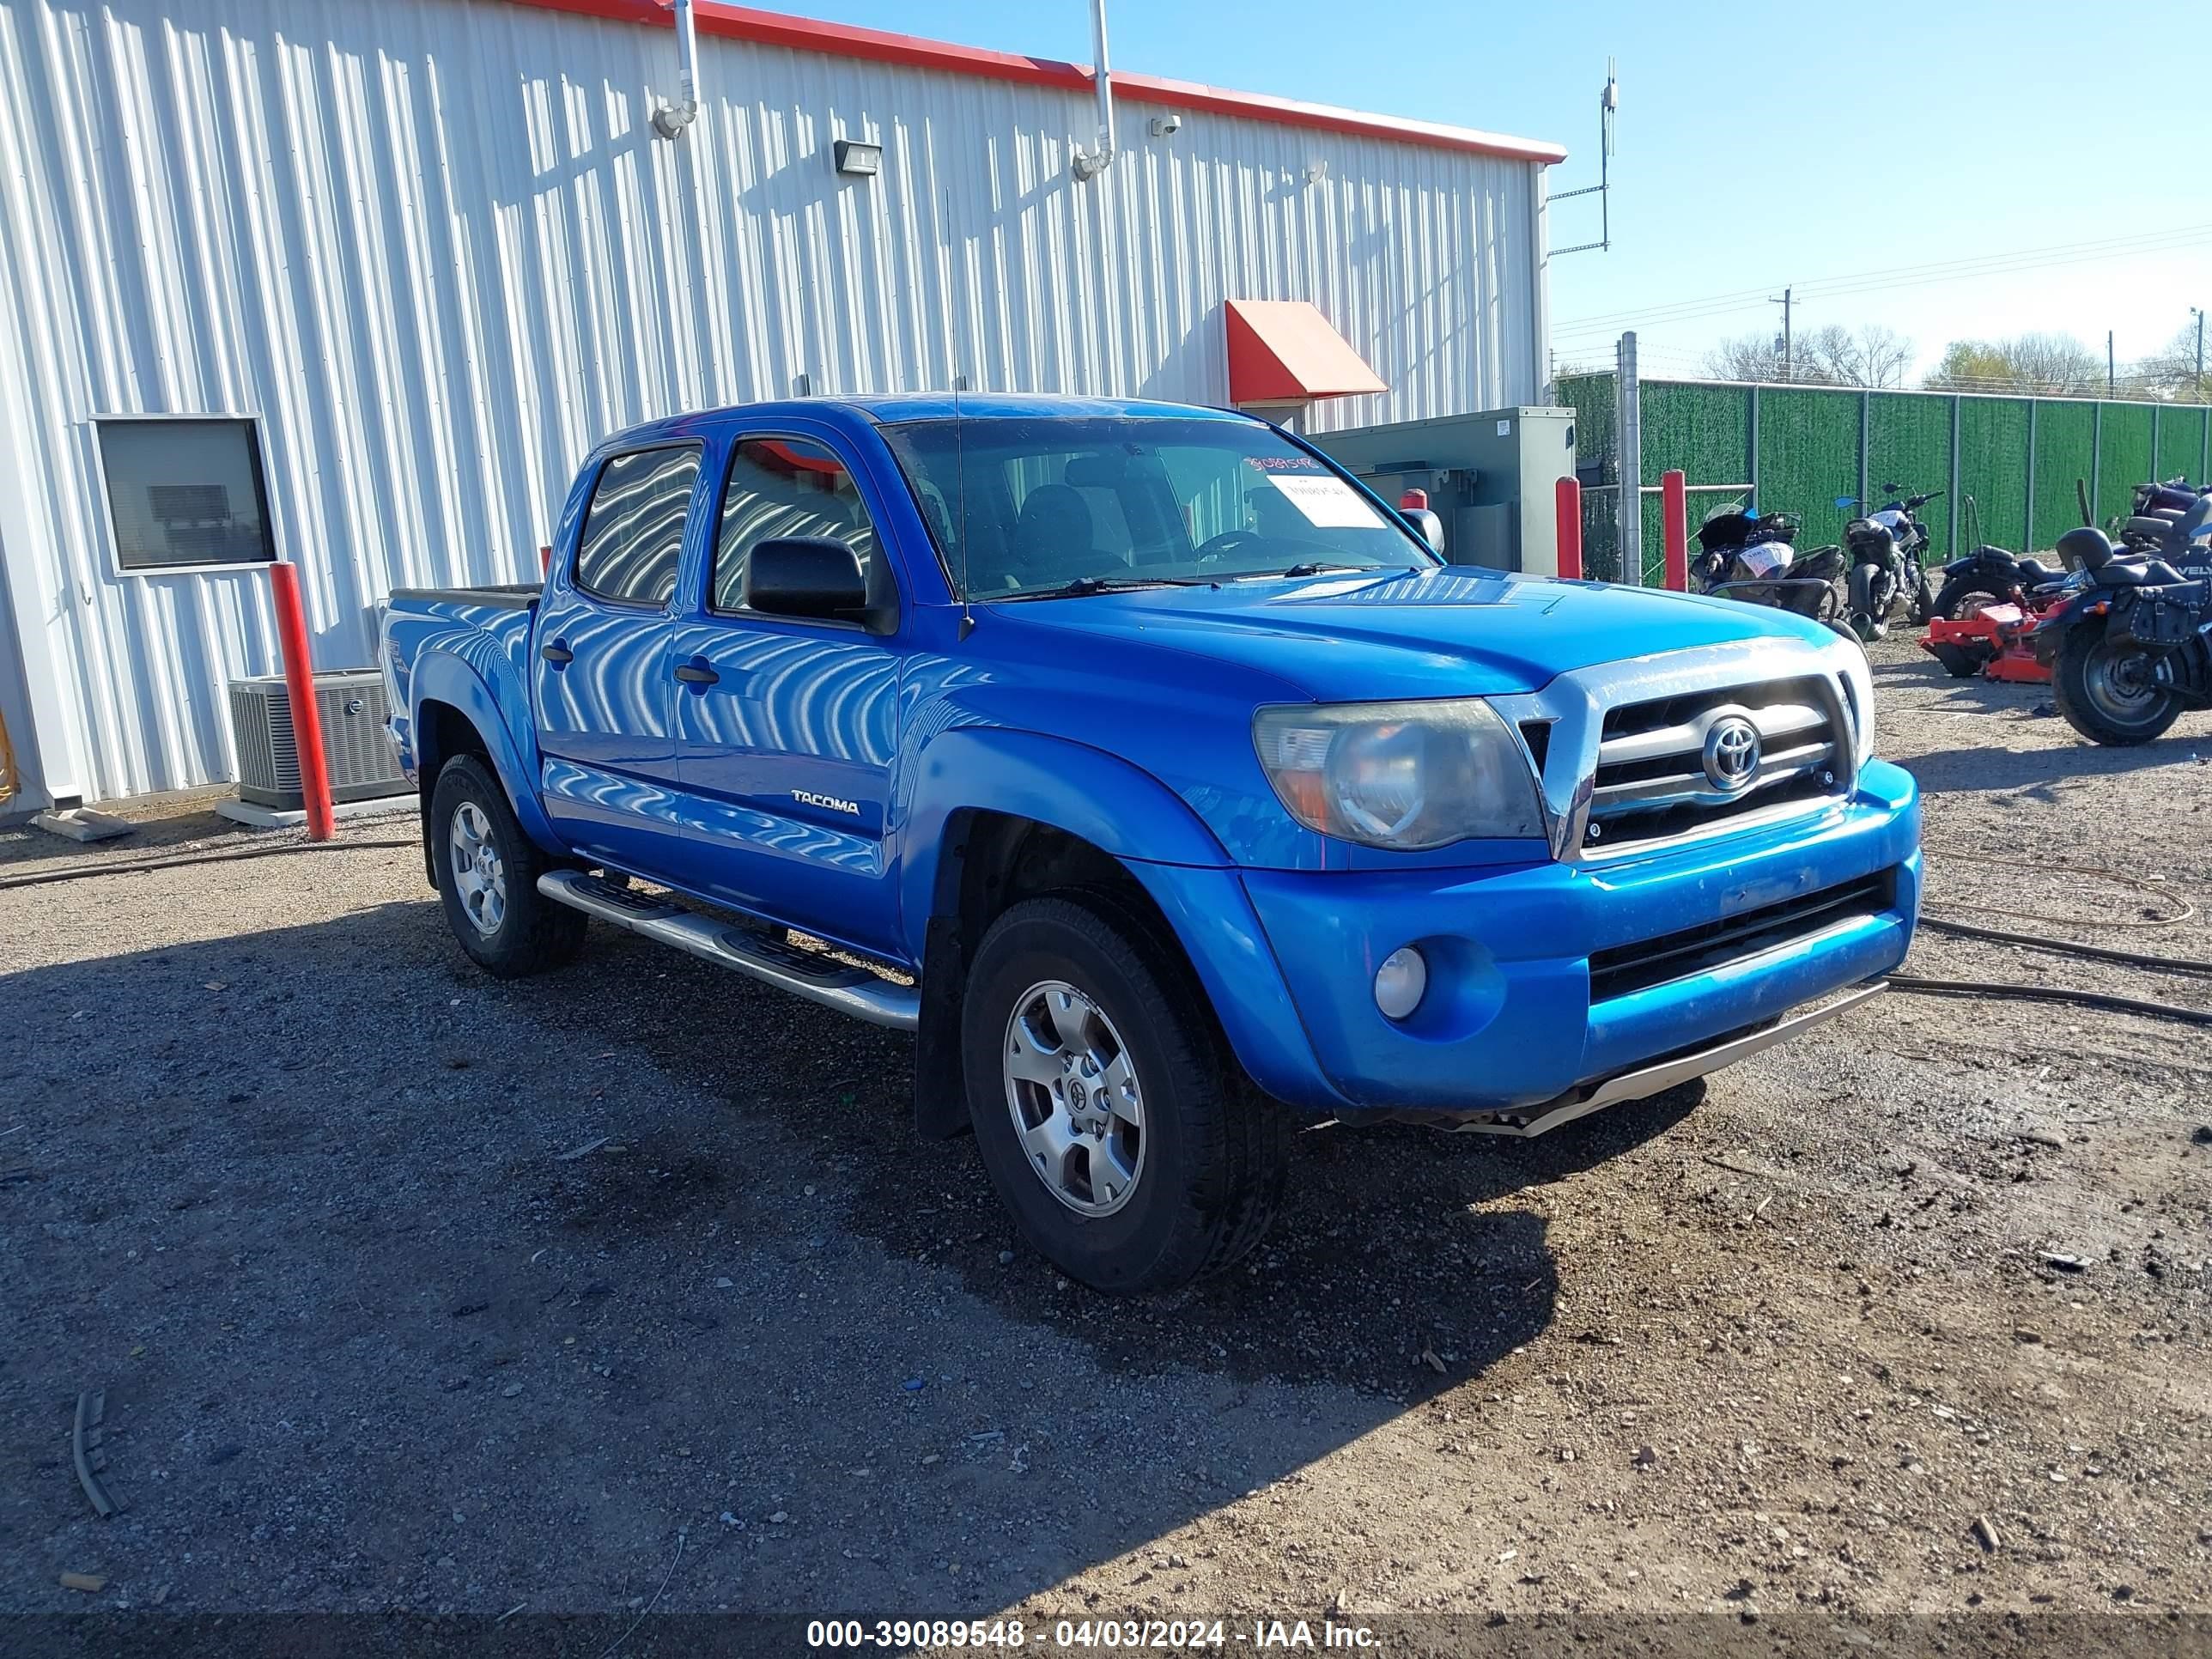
(574, 444), (703, 607)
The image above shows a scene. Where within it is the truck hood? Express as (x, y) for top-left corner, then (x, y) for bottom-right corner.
(993, 566), (1823, 700)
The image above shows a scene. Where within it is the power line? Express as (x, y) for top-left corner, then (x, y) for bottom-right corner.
(1553, 223), (2212, 343)
(1555, 223), (2212, 332)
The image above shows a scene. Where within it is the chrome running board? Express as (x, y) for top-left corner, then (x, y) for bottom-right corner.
(538, 871), (920, 1032)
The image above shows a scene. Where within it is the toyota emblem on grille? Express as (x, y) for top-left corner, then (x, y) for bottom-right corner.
(1703, 714), (1761, 792)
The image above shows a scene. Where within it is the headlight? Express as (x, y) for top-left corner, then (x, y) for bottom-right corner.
(1832, 644), (1876, 764)
(1252, 699), (1546, 850)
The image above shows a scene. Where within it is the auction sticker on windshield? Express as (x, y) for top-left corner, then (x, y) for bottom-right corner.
(1249, 461), (1388, 529)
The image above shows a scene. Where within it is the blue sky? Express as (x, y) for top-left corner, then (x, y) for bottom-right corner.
(772, 0), (2209, 382)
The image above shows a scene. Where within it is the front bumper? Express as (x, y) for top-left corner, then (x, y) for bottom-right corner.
(1231, 758), (1920, 1121)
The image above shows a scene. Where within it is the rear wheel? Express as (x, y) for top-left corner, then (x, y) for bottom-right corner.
(2053, 617), (2182, 746)
(1847, 563), (1887, 641)
(1931, 576), (2002, 622)
(430, 754), (586, 976)
(961, 893), (1287, 1292)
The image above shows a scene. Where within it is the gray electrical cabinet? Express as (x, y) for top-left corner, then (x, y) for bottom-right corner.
(1312, 406), (1579, 574)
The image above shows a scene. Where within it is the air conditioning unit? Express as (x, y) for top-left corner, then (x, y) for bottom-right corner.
(228, 670), (408, 809)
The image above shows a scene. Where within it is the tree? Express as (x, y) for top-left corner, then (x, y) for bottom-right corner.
(1800, 324), (1914, 388)
(1923, 331), (2104, 396)
(1703, 330), (1810, 384)
(2131, 320), (2209, 404)
(1700, 323), (1913, 386)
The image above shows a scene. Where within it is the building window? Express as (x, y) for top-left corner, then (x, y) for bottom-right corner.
(97, 417), (277, 573)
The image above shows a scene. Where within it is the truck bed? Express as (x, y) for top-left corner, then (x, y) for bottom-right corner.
(389, 583), (539, 610)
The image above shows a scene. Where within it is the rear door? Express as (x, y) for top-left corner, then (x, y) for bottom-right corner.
(533, 441), (702, 876)
(665, 431), (903, 957)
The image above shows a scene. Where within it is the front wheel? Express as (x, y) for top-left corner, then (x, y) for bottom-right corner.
(961, 894), (1288, 1292)
(2053, 617), (2183, 745)
(429, 754), (586, 976)
(1905, 568), (1936, 625)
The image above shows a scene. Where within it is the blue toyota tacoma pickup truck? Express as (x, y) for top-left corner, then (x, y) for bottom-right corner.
(381, 393), (1920, 1291)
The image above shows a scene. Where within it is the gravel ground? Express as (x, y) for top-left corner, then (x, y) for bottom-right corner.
(3, 634), (2209, 1653)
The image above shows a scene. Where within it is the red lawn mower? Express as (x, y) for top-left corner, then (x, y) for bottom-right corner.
(1918, 493), (2083, 684)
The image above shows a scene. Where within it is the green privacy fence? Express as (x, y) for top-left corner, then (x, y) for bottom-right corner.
(1559, 374), (2212, 586)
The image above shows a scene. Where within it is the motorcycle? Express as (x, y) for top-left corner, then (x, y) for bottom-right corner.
(1928, 543), (2073, 623)
(1840, 484), (1941, 641)
(2033, 495), (2212, 744)
(2117, 477), (2212, 557)
(1690, 499), (1850, 631)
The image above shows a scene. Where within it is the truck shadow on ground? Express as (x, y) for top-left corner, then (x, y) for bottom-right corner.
(546, 928), (1702, 1403)
(0, 896), (1694, 1620)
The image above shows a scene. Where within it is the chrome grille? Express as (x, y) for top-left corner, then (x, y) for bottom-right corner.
(1583, 675), (1850, 854)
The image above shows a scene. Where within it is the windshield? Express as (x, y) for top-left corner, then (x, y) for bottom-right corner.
(878, 416), (1435, 599)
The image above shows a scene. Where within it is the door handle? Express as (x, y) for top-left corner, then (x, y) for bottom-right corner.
(540, 640), (574, 665)
(674, 661), (720, 686)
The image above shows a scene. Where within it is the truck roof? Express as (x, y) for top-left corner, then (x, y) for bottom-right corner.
(599, 392), (1257, 453)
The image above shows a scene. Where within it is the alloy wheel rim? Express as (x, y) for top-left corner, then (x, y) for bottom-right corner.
(448, 800), (507, 936)
(2083, 641), (2162, 724)
(1001, 980), (1146, 1218)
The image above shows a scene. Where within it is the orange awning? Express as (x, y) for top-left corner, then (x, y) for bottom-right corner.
(1224, 300), (1388, 406)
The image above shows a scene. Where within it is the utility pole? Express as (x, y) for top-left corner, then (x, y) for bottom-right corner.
(1769, 287), (1793, 382)
(2107, 330), (2116, 398)
(2193, 307), (2205, 400)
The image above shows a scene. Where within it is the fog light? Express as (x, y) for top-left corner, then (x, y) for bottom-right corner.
(1374, 946), (1428, 1020)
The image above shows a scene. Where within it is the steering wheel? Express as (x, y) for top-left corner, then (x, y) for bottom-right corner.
(1194, 529), (1267, 566)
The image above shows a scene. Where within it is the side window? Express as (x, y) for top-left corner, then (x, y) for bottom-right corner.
(574, 444), (702, 606)
(714, 437), (879, 613)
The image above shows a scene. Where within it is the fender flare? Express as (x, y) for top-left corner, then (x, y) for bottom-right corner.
(897, 726), (1331, 1122)
(896, 726), (1232, 956)
(410, 646), (562, 852)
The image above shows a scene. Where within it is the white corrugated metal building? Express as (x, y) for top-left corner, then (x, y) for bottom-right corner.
(0, 0), (1565, 813)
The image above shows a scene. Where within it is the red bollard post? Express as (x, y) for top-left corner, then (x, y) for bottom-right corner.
(1661, 470), (1689, 592)
(269, 561), (336, 842)
(1554, 475), (1583, 580)
(540, 544), (553, 576)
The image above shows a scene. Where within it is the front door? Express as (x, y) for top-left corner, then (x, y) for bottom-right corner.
(532, 441), (702, 877)
(667, 433), (903, 958)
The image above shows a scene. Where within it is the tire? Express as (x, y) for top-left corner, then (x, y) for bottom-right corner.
(428, 753), (586, 977)
(1906, 568), (1935, 625)
(2052, 617), (2183, 746)
(1926, 640), (1986, 679)
(1931, 576), (2002, 622)
(961, 892), (1288, 1293)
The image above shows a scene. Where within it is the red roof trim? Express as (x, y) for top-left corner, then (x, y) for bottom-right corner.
(502, 0), (1568, 165)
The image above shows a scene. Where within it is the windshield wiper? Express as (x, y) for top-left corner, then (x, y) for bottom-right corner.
(1010, 574), (1206, 601)
(1273, 561), (1367, 579)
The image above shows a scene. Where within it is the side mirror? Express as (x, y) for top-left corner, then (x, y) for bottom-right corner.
(1402, 507), (1446, 556)
(747, 536), (871, 623)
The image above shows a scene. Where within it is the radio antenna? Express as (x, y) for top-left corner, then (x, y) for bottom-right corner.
(944, 188), (975, 640)
(954, 366), (973, 638)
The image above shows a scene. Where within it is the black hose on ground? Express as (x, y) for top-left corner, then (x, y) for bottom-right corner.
(1918, 915), (2212, 977)
(1884, 971), (2212, 1029)
(0, 836), (418, 891)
